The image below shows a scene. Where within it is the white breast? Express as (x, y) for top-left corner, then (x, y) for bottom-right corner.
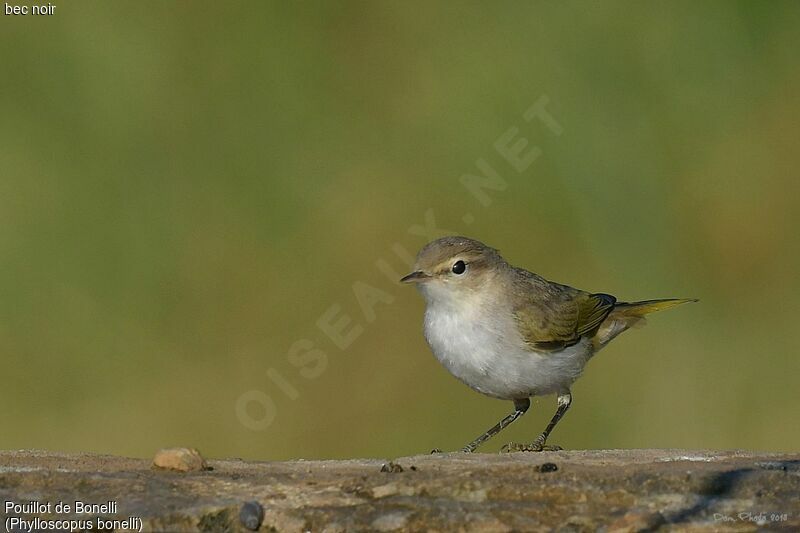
(422, 295), (593, 400)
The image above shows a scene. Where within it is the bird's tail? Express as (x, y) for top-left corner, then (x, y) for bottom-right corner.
(593, 298), (697, 350)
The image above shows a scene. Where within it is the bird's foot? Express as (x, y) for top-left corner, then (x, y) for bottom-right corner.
(501, 441), (538, 452)
(539, 444), (563, 452)
(501, 439), (562, 453)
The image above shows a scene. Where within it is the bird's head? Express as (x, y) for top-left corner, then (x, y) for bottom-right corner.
(400, 236), (506, 304)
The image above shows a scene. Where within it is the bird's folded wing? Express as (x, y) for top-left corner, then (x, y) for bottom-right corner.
(513, 291), (616, 352)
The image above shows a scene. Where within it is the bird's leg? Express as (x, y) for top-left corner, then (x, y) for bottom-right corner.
(531, 391), (572, 450)
(460, 398), (530, 453)
(504, 391), (572, 452)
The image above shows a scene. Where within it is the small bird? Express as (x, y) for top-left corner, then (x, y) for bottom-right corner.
(401, 236), (696, 453)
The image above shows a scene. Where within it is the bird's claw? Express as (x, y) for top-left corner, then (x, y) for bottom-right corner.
(501, 441), (562, 453)
(540, 444), (563, 452)
(501, 441), (538, 453)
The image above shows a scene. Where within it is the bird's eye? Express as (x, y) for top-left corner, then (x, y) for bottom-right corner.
(452, 260), (466, 275)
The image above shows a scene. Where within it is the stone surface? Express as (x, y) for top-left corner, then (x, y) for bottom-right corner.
(0, 449), (798, 531)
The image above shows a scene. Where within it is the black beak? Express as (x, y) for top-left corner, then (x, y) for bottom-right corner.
(400, 271), (431, 284)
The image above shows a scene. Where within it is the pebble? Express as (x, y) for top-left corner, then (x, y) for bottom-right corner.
(152, 447), (208, 472)
(537, 462), (558, 473)
(239, 501), (265, 531)
(380, 461), (404, 473)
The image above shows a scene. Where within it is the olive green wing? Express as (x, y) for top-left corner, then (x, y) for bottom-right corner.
(513, 288), (616, 352)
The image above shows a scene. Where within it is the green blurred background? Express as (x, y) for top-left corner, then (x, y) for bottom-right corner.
(1, 2), (798, 460)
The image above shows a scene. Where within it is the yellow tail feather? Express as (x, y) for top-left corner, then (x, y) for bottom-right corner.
(614, 298), (698, 317)
(592, 298), (697, 350)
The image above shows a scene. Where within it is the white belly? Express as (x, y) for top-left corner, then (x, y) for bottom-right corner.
(423, 303), (593, 400)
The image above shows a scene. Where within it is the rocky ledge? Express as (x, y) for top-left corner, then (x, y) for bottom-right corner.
(0, 449), (798, 531)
